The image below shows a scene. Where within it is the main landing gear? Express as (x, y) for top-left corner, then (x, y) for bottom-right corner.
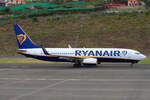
(73, 63), (82, 67)
(130, 63), (134, 68)
(73, 60), (82, 67)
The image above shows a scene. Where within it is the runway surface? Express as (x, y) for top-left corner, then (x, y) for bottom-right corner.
(0, 64), (150, 100)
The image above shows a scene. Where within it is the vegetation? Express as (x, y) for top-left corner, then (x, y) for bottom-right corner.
(139, 57), (150, 64)
(0, 57), (149, 64)
(0, 3), (100, 20)
(0, 1), (148, 20)
(0, 12), (150, 56)
(141, 0), (150, 7)
(0, 57), (71, 64)
(105, 6), (147, 14)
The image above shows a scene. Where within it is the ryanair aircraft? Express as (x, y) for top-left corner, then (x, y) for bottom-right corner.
(14, 24), (146, 66)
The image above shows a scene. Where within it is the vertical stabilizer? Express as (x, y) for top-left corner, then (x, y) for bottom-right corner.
(14, 24), (41, 49)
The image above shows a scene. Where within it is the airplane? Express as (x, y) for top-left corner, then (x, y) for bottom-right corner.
(14, 24), (146, 67)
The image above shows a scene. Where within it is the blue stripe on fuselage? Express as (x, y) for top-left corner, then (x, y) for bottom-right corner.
(19, 52), (138, 63)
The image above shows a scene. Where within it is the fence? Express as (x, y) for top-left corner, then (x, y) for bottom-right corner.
(0, 2), (105, 20)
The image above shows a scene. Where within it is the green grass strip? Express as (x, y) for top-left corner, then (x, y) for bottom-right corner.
(0, 58), (71, 64)
(0, 57), (149, 64)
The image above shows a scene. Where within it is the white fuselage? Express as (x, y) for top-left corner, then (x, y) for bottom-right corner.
(18, 48), (146, 64)
(14, 24), (147, 65)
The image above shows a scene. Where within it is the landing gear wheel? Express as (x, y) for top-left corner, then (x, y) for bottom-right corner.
(73, 60), (83, 67)
(73, 63), (82, 67)
(130, 62), (135, 68)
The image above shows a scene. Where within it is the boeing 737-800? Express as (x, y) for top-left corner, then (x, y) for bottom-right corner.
(14, 24), (146, 66)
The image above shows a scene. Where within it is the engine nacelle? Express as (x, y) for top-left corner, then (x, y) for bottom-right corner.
(82, 58), (97, 65)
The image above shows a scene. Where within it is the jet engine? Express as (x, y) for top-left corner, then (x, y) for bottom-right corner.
(82, 58), (97, 65)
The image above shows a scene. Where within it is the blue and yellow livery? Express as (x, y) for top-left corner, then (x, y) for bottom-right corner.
(14, 24), (146, 66)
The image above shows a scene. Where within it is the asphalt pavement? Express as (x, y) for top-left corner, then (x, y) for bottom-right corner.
(0, 64), (150, 100)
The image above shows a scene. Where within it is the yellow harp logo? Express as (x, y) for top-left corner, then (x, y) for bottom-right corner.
(17, 34), (27, 45)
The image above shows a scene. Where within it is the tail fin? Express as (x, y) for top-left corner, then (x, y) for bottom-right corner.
(14, 24), (41, 49)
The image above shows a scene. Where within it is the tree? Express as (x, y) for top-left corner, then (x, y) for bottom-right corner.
(141, 0), (150, 7)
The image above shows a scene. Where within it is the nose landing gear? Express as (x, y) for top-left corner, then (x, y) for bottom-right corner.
(130, 61), (138, 68)
(130, 63), (134, 68)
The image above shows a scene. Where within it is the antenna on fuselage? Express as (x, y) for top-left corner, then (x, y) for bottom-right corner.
(68, 44), (72, 48)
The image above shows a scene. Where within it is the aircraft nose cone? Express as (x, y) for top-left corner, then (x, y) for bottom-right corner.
(141, 54), (146, 60)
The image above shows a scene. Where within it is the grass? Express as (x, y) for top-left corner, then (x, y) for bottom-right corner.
(0, 57), (72, 64)
(0, 57), (149, 64)
(0, 13), (150, 56)
(138, 57), (150, 64)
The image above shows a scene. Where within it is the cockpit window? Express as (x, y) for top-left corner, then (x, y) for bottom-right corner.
(135, 52), (140, 55)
